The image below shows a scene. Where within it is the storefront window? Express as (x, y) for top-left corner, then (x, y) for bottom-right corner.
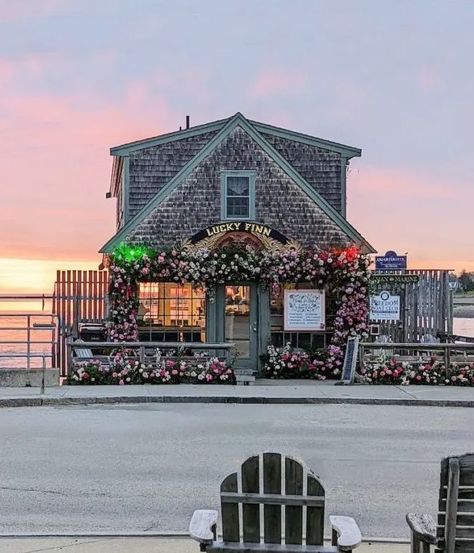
(138, 283), (206, 342)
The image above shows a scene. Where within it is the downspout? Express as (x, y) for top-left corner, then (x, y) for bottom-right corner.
(341, 156), (348, 219)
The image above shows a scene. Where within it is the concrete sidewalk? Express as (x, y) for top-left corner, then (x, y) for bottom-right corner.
(0, 536), (407, 553)
(0, 380), (473, 408)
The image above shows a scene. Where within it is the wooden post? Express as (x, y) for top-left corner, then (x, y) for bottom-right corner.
(66, 336), (73, 379)
(26, 314), (31, 369)
(444, 346), (451, 380)
(358, 343), (365, 373)
(445, 458), (460, 553)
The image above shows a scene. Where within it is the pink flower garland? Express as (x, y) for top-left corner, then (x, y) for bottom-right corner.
(107, 245), (371, 360)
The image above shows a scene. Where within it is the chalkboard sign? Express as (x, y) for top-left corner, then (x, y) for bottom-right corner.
(341, 336), (360, 384)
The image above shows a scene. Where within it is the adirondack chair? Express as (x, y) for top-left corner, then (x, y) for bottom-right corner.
(406, 452), (474, 552)
(189, 453), (361, 553)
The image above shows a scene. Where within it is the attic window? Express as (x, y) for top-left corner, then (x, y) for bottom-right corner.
(221, 171), (255, 220)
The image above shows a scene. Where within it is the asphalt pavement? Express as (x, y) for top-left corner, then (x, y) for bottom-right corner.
(0, 536), (408, 553)
(0, 402), (472, 539)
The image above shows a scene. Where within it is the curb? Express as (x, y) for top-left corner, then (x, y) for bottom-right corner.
(0, 532), (410, 544)
(1, 395), (474, 408)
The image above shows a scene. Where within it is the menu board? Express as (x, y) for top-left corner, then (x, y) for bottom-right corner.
(284, 289), (325, 331)
(341, 336), (360, 384)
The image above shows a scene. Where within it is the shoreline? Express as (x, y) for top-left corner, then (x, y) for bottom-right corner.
(454, 307), (474, 319)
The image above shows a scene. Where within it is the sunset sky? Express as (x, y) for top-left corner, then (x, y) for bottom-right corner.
(1, 0), (473, 293)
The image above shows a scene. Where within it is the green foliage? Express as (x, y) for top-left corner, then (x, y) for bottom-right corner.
(458, 270), (474, 292)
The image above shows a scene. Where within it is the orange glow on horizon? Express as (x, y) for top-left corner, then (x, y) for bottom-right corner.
(1, 254), (472, 297)
(0, 258), (102, 294)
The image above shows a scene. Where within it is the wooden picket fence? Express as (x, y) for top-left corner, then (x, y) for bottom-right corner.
(53, 270), (109, 376)
(370, 269), (453, 342)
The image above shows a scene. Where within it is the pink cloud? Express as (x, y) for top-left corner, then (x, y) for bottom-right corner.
(350, 165), (454, 199)
(418, 65), (441, 91)
(0, 0), (68, 21)
(0, 78), (182, 265)
(0, 60), (13, 81)
(347, 164), (471, 270)
(250, 68), (306, 98)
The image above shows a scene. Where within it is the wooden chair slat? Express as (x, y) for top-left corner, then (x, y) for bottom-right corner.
(451, 526), (474, 538)
(439, 513), (474, 526)
(458, 455), (474, 486)
(306, 473), (325, 546)
(263, 453), (282, 544)
(285, 456), (304, 545)
(439, 500), (474, 513)
(208, 544), (337, 553)
(221, 473), (240, 543)
(242, 455), (260, 543)
(441, 489), (474, 500)
(221, 493), (323, 507)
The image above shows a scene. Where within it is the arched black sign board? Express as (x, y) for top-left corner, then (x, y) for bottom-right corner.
(190, 221), (289, 245)
(340, 336), (360, 385)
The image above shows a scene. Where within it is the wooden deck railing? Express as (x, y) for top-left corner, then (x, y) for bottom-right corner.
(359, 342), (474, 373)
(68, 340), (235, 371)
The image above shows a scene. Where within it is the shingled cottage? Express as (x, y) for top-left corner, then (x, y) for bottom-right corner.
(101, 113), (374, 372)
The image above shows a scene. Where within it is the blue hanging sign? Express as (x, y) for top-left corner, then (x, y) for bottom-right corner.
(375, 250), (407, 271)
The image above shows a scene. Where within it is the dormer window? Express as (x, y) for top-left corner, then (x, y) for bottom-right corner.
(221, 171), (256, 220)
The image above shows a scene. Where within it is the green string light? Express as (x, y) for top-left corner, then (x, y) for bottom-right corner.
(112, 243), (155, 264)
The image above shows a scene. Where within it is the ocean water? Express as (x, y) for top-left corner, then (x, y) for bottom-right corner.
(0, 312), (56, 369)
(453, 317), (474, 338)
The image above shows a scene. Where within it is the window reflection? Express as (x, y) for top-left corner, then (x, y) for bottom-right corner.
(138, 283), (206, 342)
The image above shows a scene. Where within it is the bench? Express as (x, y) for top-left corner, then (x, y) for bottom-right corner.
(189, 452), (361, 552)
(407, 452), (474, 552)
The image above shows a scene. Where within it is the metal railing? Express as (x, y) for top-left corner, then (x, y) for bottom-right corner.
(0, 313), (57, 370)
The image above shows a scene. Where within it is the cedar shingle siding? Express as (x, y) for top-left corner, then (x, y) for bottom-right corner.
(261, 133), (343, 214)
(126, 126), (352, 248)
(128, 130), (219, 218)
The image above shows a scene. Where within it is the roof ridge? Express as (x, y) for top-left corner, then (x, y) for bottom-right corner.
(110, 115), (231, 155)
(250, 119), (361, 157)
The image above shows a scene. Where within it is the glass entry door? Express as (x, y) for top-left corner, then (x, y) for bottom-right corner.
(224, 284), (258, 370)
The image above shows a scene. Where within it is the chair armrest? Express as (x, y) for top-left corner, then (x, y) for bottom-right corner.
(329, 516), (362, 551)
(406, 513), (437, 545)
(189, 509), (218, 545)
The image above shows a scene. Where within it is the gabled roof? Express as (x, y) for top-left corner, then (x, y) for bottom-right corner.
(100, 113), (374, 254)
(250, 119), (362, 158)
(110, 116), (230, 155)
(108, 112), (362, 197)
(110, 113), (361, 157)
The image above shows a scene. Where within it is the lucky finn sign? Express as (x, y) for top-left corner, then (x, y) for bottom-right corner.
(190, 222), (289, 245)
(375, 250), (407, 271)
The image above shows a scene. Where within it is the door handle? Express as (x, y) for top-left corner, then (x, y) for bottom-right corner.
(252, 323), (257, 332)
